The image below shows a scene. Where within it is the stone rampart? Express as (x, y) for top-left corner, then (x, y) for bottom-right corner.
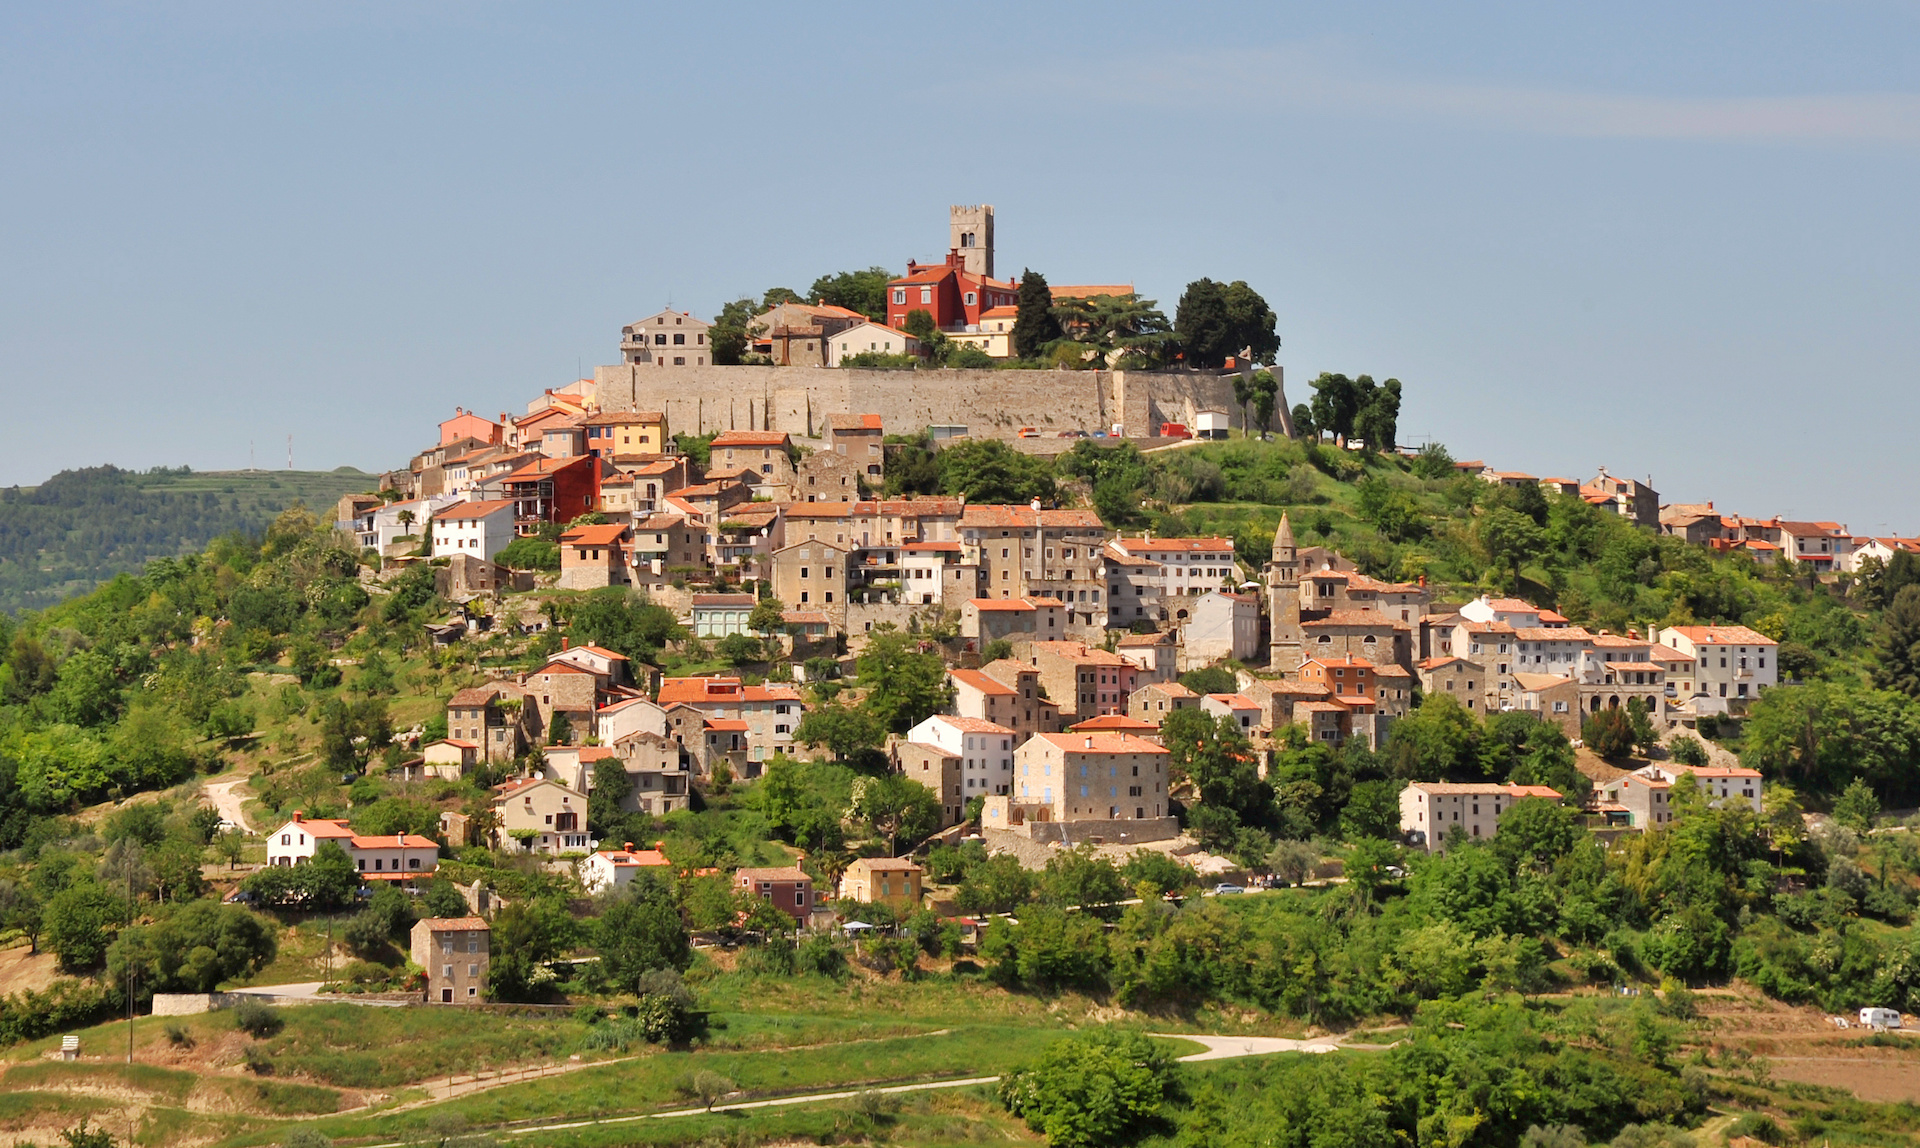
(594, 364), (1240, 443)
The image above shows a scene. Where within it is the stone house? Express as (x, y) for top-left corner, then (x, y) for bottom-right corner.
(446, 683), (535, 763)
(1027, 641), (1139, 721)
(1415, 656), (1486, 715)
(771, 539), (849, 630)
(1113, 631), (1179, 684)
(1003, 731), (1171, 823)
(1180, 590), (1261, 665)
(824, 413), (886, 481)
(894, 738), (967, 827)
(838, 857), (924, 910)
(963, 661), (1063, 744)
(412, 918), (490, 1004)
(961, 597), (1066, 644)
(558, 522), (633, 590)
(490, 777), (592, 855)
(622, 309), (711, 367)
(1128, 681), (1199, 725)
(792, 449), (866, 503)
(709, 430), (795, 490)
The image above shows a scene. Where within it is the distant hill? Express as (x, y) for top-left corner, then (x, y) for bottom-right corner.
(0, 465), (379, 613)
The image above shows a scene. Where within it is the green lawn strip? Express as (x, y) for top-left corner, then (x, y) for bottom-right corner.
(254, 1005), (592, 1089)
(501, 1086), (1019, 1148)
(0, 1060), (197, 1105)
(0, 1089), (115, 1131)
(263, 1023), (1070, 1146)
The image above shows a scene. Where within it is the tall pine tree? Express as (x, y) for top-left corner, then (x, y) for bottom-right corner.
(1011, 270), (1061, 360)
(1874, 583), (1920, 697)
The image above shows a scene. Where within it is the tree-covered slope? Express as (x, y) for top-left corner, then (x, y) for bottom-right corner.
(0, 465), (376, 613)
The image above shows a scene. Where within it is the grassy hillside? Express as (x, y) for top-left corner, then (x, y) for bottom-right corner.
(0, 466), (377, 614)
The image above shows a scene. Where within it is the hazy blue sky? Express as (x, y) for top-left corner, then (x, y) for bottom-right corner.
(4, 3), (1917, 529)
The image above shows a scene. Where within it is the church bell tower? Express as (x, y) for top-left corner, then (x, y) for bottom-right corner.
(949, 204), (994, 279)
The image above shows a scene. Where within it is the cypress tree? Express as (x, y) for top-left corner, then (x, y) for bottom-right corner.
(1011, 269), (1061, 360)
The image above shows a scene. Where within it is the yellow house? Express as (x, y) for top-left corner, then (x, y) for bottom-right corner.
(838, 857), (924, 909)
(584, 410), (670, 461)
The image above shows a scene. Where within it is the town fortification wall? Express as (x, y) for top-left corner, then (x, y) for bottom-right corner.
(593, 364), (1241, 442)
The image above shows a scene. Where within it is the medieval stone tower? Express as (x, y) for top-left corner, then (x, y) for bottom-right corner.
(1267, 513), (1303, 671)
(949, 204), (994, 279)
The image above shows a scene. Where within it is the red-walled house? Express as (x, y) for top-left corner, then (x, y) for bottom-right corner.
(886, 252), (1019, 333)
(501, 455), (602, 534)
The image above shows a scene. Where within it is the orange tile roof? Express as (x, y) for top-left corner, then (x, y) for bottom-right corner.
(1029, 732), (1169, 755)
(959, 505), (1105, 529)
(711, 430), (791, 447)
(1663, 625), (1776, 646)
(970, 598), (1036, 611)
(948, 669), (1016, 696)
(420, 917), (490, 932)
(930, 715), (1015, 734)
(438, 498), (518, 520)
(735, 866), (810, 883)
(561, 523), (628, 546)
(657, 676), (744, 705)
(1068, 714), (1159, 731)
(350, 833), (437, 849)
(1206, 693), (1260, 709)
(595, 848), (670, 868)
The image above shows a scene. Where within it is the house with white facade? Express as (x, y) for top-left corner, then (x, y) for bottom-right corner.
(432, 499), (518, 563)
(1634, 763), (1764, 813)
(1399, 782), (1563, 853)
(582, 842), (672, 894)
(902, 714), (1017, 801)
(826, 322), (924, 366)
(1655, 624), (1779, 707)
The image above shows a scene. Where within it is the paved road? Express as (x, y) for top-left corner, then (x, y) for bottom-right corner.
(204, 778), (254, 834)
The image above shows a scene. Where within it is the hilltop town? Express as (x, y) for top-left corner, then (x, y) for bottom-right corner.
(0, 206), (1916, 1147)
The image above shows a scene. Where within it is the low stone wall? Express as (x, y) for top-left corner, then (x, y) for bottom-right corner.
(150, 990), (317, 1016)
(151, 989), (420, 1015)
(1008, 817), (1181, 847)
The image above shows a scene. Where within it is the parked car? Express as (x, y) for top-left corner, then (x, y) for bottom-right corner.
(1212, 883), (1245, 895)
(1017, 427), (1039, 438)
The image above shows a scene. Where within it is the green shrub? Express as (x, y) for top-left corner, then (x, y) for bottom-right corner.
(232, 998), (283, 1039)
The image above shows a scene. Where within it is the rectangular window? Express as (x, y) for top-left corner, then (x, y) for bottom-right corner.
(892, 289), (905, 305)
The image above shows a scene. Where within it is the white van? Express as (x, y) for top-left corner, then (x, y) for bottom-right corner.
(1859, 1007), (1902, 1029)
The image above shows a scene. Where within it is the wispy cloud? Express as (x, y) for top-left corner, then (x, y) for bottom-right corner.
(1061, 49), (1920, 145)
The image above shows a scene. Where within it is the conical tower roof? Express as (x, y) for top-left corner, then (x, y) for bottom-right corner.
(1271, 512), (1295, 561)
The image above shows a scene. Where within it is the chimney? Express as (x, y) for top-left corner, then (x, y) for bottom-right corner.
(1030, 498), (1042, 512)
(562, 636), (570, 649)
(1084, 736), (1094, 749)
(292, 810), (303, 822)
(624, 841), (634, 853)
(655, 840), (666, 851)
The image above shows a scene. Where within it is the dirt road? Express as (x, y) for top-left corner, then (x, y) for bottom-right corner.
(204, 778), (254, 834)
